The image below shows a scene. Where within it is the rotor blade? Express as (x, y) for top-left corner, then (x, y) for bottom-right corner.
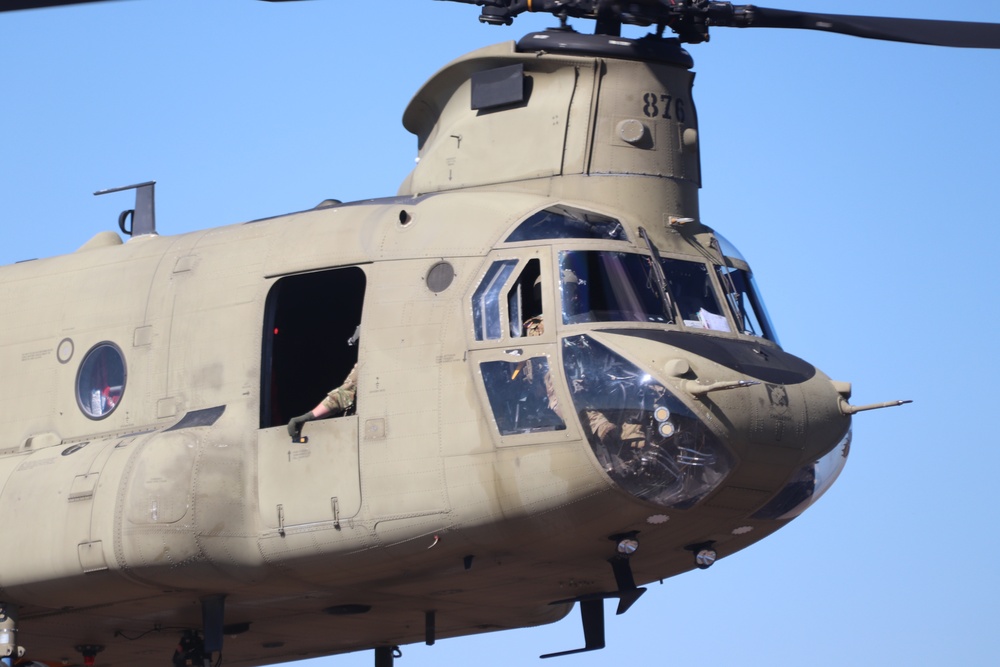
(0, 0), (120, 10)
(739, 7), (1000, 49)
(0, 0), (302, 11)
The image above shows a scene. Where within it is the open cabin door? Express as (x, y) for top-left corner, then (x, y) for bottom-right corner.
(257, 266), (366, 530)
(257, 419), (360, 529)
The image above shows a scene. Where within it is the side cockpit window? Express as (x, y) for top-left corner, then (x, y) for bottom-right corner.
(473, 258), (543, 341)
(473, 260), (517, 341)
(480, 357), (565, 435)
(260, 266), (366, 429)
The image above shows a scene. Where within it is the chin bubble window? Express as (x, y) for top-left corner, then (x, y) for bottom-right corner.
(76, 342), (126, 419)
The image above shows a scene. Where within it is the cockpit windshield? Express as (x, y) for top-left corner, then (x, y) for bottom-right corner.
(558, 250), (730, 331)
(716, 265), (779, 343)
(560, 250), (666, 324)
(712, 232), (780, 344)
(663, 257), (729, 331)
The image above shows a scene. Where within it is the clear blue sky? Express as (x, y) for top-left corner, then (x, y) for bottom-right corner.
(2, 1), (999, 666)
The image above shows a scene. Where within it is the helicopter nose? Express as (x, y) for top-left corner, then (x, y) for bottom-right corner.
(751, 428), (852, 521)
(745, 369), (850, 460)
(688, 353), (853, 520)
(740, 377), (866, 520)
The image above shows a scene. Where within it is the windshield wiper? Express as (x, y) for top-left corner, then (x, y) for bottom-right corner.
(707, 235), (750, 334)
(638, 227), (676, 324)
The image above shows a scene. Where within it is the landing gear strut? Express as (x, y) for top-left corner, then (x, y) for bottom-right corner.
(540, 532), (648, 659)
(171, 595), (229, 667)
(374, 645), (401, 667)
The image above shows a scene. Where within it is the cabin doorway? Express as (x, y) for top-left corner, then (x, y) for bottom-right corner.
(257, 266), (366, 531)
(260, 266), (366, 429)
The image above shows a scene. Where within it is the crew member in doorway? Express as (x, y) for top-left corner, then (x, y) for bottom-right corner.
(287, 325), (360, 440)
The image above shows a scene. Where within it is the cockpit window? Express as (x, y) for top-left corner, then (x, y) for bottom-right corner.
(711, 231), (779, 343)
(662, 258), (729, 332)
(716, 266), (779, 343)
(506, 205), (627, 243)
(507, 259), (542, 338)
(473, 260), (518, 341)
(560, 250), (666, 324)
(562, 335), (732, 508)
(480, 356), (566, 435)
(558, 250), (730, 331)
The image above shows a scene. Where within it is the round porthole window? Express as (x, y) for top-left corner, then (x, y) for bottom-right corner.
(76, 342), (126, 420)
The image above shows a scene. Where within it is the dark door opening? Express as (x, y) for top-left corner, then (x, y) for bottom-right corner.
(260, 266), (366, 428)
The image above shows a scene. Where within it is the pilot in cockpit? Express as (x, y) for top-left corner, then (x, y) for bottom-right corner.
(522, 282), (629, 452)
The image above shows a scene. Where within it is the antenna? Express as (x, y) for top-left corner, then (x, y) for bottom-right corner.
(94, 181), (157, 237)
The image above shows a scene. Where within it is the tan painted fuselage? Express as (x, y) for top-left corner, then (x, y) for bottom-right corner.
(0, 37), (850, 666)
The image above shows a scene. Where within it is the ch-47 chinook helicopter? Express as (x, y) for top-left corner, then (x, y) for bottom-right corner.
(2, 1), (998, 666)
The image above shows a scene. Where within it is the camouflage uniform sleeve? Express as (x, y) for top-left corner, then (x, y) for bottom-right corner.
(321, 363), (358, 413)
(586, 409), (618, 445)
(525, 316), (544, 337)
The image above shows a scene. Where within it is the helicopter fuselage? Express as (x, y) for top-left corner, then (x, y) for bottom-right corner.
(0, 33), (851, 666)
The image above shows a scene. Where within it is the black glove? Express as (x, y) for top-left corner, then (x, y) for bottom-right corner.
(287, 411), (317, 439)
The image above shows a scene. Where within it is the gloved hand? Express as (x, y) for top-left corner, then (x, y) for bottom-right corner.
(287, 411), (317, 439)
